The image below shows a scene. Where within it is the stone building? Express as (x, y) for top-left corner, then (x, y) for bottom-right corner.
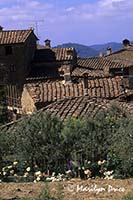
(1, 27), (133, 120)
(0, 27), (38, 111)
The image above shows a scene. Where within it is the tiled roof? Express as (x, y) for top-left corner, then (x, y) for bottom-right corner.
(106, 47), (133, 65)
(35, 46), (76, 62)
(26, 65), (60, 80)
(41, 97), (133, 120)
(77, 57), (129, 69)
(2, 98), (133, 130)
(25, 76), (130, 104)
(54, 47), (76, 61)
(0, 29), (37, 44)
(72, 67), (105, 77)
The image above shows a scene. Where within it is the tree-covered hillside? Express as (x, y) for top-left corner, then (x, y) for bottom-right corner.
(56, 43), (99, 57)
(56, 42), (122, 58)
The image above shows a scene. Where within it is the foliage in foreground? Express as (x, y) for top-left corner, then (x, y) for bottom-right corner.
(0, 103), (133, 180)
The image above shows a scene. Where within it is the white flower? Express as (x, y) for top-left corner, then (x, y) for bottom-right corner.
(2, 168), (5, 172)
(33, 180), (37, 183)
(8, 165), (12, 169)
(46, 177), (55, 181)
(13, 161), (18, 165)
(14, 174), (18, 177)
(109, 175), (114, 179)
(66, 170), (71, 174)
(36, 177), (41, 181)
(3, 172), (6, 176)
(98, 160), (106, 165)
(10, 170), (14, 174)
(84, 169), (91, 176)
(35, 171), (42, 177)
(26, 167), (31, 172)
(104, 170), (113, 176)
(24, 172), (29, 177)
(52, 172), (55, 176)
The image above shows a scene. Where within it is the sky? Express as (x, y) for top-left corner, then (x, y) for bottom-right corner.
(0, 0), (133, 46)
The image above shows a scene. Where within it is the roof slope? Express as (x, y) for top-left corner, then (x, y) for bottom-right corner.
(41, 96), (133, 120)
(72, 67), (105, 77)
(0, 29), (37, 44)
(35, 46), (76, 62)
(106, 47), (133, 65)
(25, 76), (130, 104)
(77, 57), (129, 70)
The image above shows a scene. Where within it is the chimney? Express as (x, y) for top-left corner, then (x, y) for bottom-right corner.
(0, 25), (3, 31)
(44, 39), (51, 48)
(104, 66), (109, 77)
(28, 27), (34, 31)
(106, 47), (112, 55)
(62, 61), (72, 83)
(123, 39), (130, 48)
(99, 52), (104, 58)
(67, 49), (73, 57)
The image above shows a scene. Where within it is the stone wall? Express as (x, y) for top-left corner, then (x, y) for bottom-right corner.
(21, 87), (36, 114)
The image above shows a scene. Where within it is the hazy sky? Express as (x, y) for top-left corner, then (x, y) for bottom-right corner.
(0, 0), (133, 46)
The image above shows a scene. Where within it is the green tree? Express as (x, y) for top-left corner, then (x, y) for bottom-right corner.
(7, 112), (63, 173)
(61, 117), (87, 165)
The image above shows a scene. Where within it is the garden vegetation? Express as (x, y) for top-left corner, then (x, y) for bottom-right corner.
(0, 103), (133, 182)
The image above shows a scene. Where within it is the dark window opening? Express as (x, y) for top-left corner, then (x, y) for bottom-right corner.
(10, 65), (16, 72)
(5, 46), (13, 55)
(83, 73), (88, 88)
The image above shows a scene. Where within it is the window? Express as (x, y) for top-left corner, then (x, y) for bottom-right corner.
(10, 65), (16, 72)
(5, 46), (13, 55)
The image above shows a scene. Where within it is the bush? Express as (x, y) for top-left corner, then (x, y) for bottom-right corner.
(1, 104), (133, 179)
(3, 112), (64, 174)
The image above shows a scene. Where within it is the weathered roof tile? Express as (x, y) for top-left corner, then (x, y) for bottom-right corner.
(25, 76), (131, 104)
(0, 29), (37, 44)
(106, 47), (133, 65)
(77, 57), (130, 70)
(41, 96), (133, 120)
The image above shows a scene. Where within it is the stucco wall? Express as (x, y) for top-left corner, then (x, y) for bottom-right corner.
(21, 87), (36, 114)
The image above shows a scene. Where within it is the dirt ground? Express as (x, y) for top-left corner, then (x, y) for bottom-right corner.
(0, 178), (133, 200)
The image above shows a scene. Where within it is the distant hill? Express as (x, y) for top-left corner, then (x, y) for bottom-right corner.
(56, 43), (99, 57)
(55, 42), (122, 58)
(90, 42), (122, 54)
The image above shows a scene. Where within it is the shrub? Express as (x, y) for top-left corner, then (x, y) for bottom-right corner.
(1, 103), (133, 179)
(4, 112), (64, 174)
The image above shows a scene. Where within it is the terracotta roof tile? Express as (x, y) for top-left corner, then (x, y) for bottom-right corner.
(34, 47), (76, 62)
(53, 47), (75, 61)
(0, 29), (36, 44)
(106, 47), (133, 65)
(72, 67), (105, 77)
(41, 97), (133, 120)
(25, 76), (130, 104)
(77, 57), (129, 70)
